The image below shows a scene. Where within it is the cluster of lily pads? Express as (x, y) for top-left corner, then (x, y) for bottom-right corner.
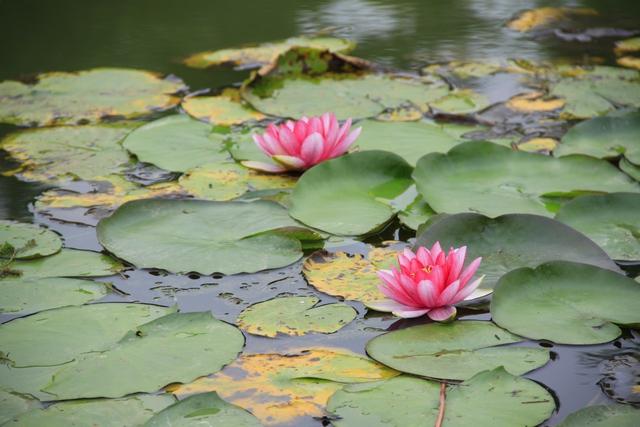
(0, 19), (639, 427)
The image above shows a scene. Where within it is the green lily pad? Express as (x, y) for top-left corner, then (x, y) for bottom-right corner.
(237, 296), (356, 337)
(555, 111), (640, 163)
(0, 68), (185, 126)
(4, 395), (175, 427)
(555, 193), (640, 261)
(184, 36), (355, 69)
(0, 221), (61, 259)
(180, 162), (296, 201)
(171, 348), (398, 425)
(0, 125), (135, 183)
(0, 303), (172, 367)
(122, 115), (230, 172)
(398, 194), (436, 230)
(0, 364), (61, 401)
(491, 261), (640, 344)
(43, 311), (244, 399)
(413, 141), (639, 217)
(0, 389), (39, 425)
(415, 213), (621, 290)
(144, 392), (260, 427)
(290, 151), (413, 235)
(557, 405), (640, 427)
(428, 89), (491, 114)
(0, 277), (108, 314)
(354, 120), (460, 166)
(366, 320), (549, 381)
(8, 248), (124, 279)
(181, 93), (266, 125)
(620, 158), (640, 181)
(97, 199), (311, 275)
(243, 73), (449, 120)
(327, 368), (555, 427)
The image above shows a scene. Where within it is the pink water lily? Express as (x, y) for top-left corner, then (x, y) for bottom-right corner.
(367, 242), (484, 321)
(242, 112), (361, 173)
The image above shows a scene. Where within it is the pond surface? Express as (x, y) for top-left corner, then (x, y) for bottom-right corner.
(1, 0), (639, 426)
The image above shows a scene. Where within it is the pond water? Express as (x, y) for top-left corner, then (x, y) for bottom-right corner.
(1, 0), (639, 426)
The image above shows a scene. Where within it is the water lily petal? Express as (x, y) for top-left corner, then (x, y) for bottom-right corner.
(272, 155), (306, 170)
(329, 126), (361, 158)
(241, 160), (287, 173)
(459, 257), (482, 286)
(392, 308), (430, 318)
(417, 279), (438, 307)
(278, 125), (300, 156)
(453, 275), (485, 302)
(365, 298), (417, 313)
(427, 305), (456, 322)
(294, 119), (308, 141)
(253, 134), (273, 156)
(437, 279), (461, 306)
(300, 132), (325, 164)
(263, 132), (286, 155)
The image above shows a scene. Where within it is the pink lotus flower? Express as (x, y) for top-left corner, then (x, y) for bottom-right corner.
(367, 242), (484, 321)
(242, 113), (361, 173)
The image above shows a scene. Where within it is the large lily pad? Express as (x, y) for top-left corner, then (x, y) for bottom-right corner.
(290, 151), (413, 235)
(491, 261), (640, 344)
(354, 120), (460, 166)
(0, 125), (135, 183)
(327, 368), (555, 427)
(180, 162), (295, 201)
(43, 311), (244, 399)
(243, 73), (449, 120)
(184, 36), (355, 69)
(0, 278), (107, 315)
(415, 213), (621, 290)
(171, 348), (398, 425)
(122, 115), (230, 172)
(506, 7), (597, 32)
(302, 250), (395, 303)
(428, 89), (491, 115)
(0, 303), (172, 367)
(144, 392), (260, 427)
(555, 193), (640, 261)
(0, 389), (39, 425)
(0, 365), (61, 401)
(555, 111), (640, 164)
(97, 199), (311, 275)
(557, 405), (640, 427)
(8, 248), (124, 279)
(398, 194), (436, 230)
(0, 68), (185, 126)
(0, 221), (61, 259)
(4, 395), (175, 427)
(366, 321), (549, 380)
(181, 90), (266, 125)
(237, 296), (356, 337)
(413, 141), (639, 217)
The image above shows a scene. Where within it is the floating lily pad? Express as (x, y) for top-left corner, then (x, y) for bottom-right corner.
(237, 296), (356, 337)
(0, 303), (172, 367)
(415, 213), (621, 289)
(366, 321), (549, 381)
(303, 250), (395, 303)
(97, 199), (311, 275)
(44, 311), (244, 399)
(555, 111), (640, 164)
(0, 125), (135, 183)
(0, 389), (39, 425)
(517, 137), (558, 152)
(0, 278), (107, 314)
(327, 368), (555, 427)
(0, 68), (185, 126)
(621, 158), (640, 181)
(398, 194), (436, 230)
(354, 120), (460, 166)
(0, 221), (61, 259)
(0, 365), (61, 400)
(290, 151), (413, 235)
(413, 141), (639, 217)
(617, 56), (640, 71)
(180, 162), (296, 201)
(8, 248), (124, 279)
(506, 91), (565, 112)
(555, 193), (640, 261)
(145, 392), (260, 427)
(491, 261), (640, 344)
(507, 7), (597, 32)
(428, 89), (491, 115)
(4, 395), (175, 427)
(615, 38), (640, 55)
(556, 405), (640, 427)
(182, 90), (266, 125)
(122, 115), (230, 172)
(171, 348), (398, 425)
(243, 73), (449, 120)
(184, 36), (355, 69)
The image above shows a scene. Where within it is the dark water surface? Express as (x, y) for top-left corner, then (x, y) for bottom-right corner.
(1, 0), (639, 425)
